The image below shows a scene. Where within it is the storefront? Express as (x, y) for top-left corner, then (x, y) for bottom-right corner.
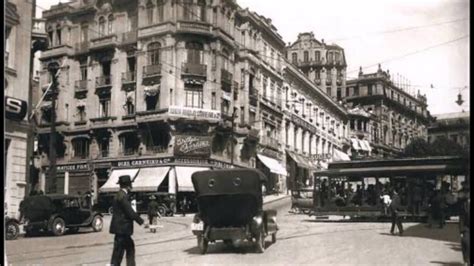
(287, 151), (317, 190)
(256, 154), (287, 194)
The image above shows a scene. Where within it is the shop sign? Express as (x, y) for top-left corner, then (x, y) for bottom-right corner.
(5, 96), (28, 121)
(55, 163), (90, 173)
(116, 158), (173, 167)
(168, 106), (221, 120)
(310, 154), (332, 160)
(174, 135), (211, 157)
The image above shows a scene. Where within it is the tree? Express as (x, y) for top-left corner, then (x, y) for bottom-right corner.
(401, 137), (432, 157)
(401, 136), (467, 158)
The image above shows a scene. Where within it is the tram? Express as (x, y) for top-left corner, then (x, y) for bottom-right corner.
(309, 156), (468, 220)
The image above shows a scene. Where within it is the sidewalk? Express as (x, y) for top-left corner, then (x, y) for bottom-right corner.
(263, 193), (290, 205)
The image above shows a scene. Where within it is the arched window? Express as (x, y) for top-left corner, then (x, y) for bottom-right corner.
(146, 0), (154, 25)
(98, 16), (106, 36)
(148, 42), (161, 65)
(183, 0), (193, 20)
(55, 23), (62, 45)
(198, 0), (206, 22)
(107, 14), (114, 34)
(47, 26), (54, 47)
(186, 41), (204, 64)
(157, 0), (165, 22)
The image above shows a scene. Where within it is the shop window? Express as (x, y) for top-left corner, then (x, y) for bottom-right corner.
(72, 138), (90, 159)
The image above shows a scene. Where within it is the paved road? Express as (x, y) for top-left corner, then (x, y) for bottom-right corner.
(6, 197), (464, 265)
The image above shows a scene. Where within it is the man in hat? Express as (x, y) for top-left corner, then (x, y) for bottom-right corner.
(110, 175), (144, 266)
(147, 195), (161, 226)
(389, 190), (404, 236)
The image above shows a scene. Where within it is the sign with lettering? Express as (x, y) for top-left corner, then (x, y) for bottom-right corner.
(116, 158), (173, 168)
(5, 96), (28, 121)
(113, 157), (234, 168)
(174, 135), (211, 157)
(55, 163), (90, 173)
(168, 106), (221, 120)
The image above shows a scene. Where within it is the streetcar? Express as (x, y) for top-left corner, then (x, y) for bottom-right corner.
(309, 156), (468, 220)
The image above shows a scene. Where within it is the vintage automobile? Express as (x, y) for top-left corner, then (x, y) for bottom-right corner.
(191, 169), (278, 254)
(22, 194), (104, 236)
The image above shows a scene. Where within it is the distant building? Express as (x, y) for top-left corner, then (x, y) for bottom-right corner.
(345, 65), (432, 158)
(286, 32), (347, 100)
(346, 106), (376, 159)
(428, 112), (470, 148)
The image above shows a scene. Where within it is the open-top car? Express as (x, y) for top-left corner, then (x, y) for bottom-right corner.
(22, 194), (103, 236)
(191, 169), (278, 254)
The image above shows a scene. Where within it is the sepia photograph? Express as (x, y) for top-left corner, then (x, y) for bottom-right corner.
(4, 0), (470, 265)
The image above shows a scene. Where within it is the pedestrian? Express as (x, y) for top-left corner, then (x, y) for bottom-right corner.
(180, 197), (188, 217)
(380, 190), (391, 216)
(147, 195), (161, 226)
(389, 190), (403, 236)
(110, 175), (144, 266)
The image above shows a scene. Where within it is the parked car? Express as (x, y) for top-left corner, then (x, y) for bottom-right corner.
(191, 169), (278, 254)
(22, 194), (104, 236)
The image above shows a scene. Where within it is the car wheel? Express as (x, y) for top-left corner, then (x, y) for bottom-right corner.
(197, 235), (208, 254)
(271, 233), (277, 244)
(108, 207), (113, 214)
(157, 206), (167, 217)
(255, 229), (265, 253)
(91, 216), (103, 232)
(51, 217), (66, 236)
(6, 220), (19, 240)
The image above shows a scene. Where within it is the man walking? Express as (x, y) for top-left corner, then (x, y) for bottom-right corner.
(110, 175), (144, 266)
(389, 190), (403, 236)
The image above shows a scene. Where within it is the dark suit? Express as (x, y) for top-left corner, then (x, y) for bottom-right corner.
(110, 189), (144, 266)
(390, 194), (404, 235)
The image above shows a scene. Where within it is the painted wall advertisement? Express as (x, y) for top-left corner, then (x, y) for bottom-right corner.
(174, 135), (211, 157)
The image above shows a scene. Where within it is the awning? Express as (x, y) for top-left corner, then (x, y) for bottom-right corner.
(257, 154), (288, 176)
(99, 169), (139, 193)
(287, 151), (316, 170)
(350, 138), (361, 150)
(132, 167), (170, 192)
(175, 166), (210, 192)
(333, 149), (351, 161)
(361, 140), (372, 152)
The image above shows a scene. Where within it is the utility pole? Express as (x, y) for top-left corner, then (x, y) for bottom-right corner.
(47, 62), (60, 193)
(230, 108), (238, 167)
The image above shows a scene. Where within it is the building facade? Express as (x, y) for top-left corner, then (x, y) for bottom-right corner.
(5, 0), (42, 218)
(345, 65), (432, 158)
(286, 32), (347, 100)
(36, 0), (350, 201)
(428, 112), (470, 148)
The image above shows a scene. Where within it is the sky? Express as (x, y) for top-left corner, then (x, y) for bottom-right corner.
(36, 0), (470, 115)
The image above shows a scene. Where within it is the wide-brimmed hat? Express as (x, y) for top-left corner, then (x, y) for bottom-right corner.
(117, 175), (132, 186)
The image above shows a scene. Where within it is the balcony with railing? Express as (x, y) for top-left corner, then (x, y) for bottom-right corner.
(122, 72), (136, 90)
(40, 45), (74, 59)
(260, 137), (280, 150)
(296, 59), (323, 68)
(249, 91), (258, 107)
(121, 30), (138, 45)
(95, 75), (112, 89)
(43, 3), (73, 18)
(221, 69), (233, 86)
(32, 18), (47, 40)
(142, 64), (162, 85)
(145, 145), (168, 155)
(74, 79), (87, 93)
(74, 42), (89, 55)
(181, 62), (207, 78)
(90, 34), (118, 51)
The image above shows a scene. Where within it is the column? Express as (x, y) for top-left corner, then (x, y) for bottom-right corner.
(289, 123), (295, 150)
